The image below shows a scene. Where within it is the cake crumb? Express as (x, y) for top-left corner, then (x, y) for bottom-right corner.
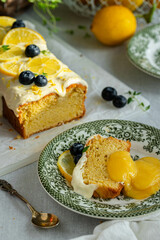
(14, 135), (21, 140)
(9, 146), (16, 150)
(99, 220), (104, 224)
(9, 128), (14, 132)
(6, 80), (11, 88)
(35, 136), (40, 139)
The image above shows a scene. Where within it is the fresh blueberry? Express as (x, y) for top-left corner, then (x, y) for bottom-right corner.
(25, 44), (40, 58)
(11, 19), (25, 29)
(74, 154), (82, 164)
(101, 87), (117, 101)
(19, 70), (35, 85)
(70, 143), (84, 156)
(113, 95), (127, 108)
(34, 75), (48, 87)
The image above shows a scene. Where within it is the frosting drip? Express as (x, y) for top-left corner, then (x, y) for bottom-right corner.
(0, 43), (88, 117)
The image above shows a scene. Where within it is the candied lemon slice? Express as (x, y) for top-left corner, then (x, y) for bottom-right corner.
(25, 55), (61, 76)
(0, 44), (25, 62)
(0, 60), (23, 77)
(57, 150), (75, 183)
(0, 16), (15, 27)
(0, 27), (6, 44)
(2, 27), (46, 46)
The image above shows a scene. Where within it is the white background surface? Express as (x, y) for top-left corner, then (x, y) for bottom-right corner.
(0, 4), (160, 240)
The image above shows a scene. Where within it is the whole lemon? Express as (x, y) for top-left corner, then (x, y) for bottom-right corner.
(91, 5), (137, 46)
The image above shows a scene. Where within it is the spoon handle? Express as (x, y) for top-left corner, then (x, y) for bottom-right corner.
(0, 179), (38, 216)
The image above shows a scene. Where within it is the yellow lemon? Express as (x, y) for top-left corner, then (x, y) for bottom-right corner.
(0, 16), (15, 27)
(57, 150), (75, 183)
(0, 44), (25, 62)
(0, 59), (24, 77)
(23, 55), (61, 76)
(107, 0), (144, 11)
(2, 27), (46, 46)
(91, 5), (137, 46)
(0, 27), (6, 44)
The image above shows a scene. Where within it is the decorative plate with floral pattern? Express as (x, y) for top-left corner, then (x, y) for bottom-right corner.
(38, 120), (160, 219)
(127, 24), (160, 78)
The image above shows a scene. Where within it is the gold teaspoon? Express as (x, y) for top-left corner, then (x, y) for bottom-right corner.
(0, 179), (59, 228)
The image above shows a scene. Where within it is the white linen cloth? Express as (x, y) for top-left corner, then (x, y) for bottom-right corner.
(71, 219), (160, 240)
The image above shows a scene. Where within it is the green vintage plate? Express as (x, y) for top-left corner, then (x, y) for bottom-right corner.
(38, 120), (160, 219)
(128, 24), (160, 78)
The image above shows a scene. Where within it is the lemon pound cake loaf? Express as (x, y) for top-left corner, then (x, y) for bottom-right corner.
(71, 135), (131, 199)
(0, 18), (88, 138)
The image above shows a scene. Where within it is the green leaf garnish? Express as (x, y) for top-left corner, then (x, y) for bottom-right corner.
(78, 25), (86, 30)
(82, 146), (90, 153)
(55, 17), (61, 21)
(28, 0), (62, 33)
(127, 97), (133, 104)
(1, 45), (10, 51)
(42, 19), (47, 26)
(84, 33), (91, 38)
(41, 50), (50, 55)
(42, 72), (47, 76)
(145, 105), (151, 111)
(33, 72), (38, 76)
(66, 30), (74, 35)
(126, 91), (150, 112)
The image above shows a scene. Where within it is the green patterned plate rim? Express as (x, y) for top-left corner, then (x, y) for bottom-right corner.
(38, 119), (160, 219)
(127, 24), (160, 79)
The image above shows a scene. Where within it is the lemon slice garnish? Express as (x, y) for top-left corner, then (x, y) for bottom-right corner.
(0, 59), (24, 77)
(2, 27), (46, 46)
(57, 150), (75, 183)
(0, 27), (6, 44)
(0, 44), (25, 62)
(0, 16), (15, 27)
(24, 55), (61, 76)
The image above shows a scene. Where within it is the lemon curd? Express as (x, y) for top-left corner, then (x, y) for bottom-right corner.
(107, 152), (160, 199)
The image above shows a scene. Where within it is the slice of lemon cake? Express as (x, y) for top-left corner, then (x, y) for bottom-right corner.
(71, 135), (131, 199)
(0, 18), (88, 138)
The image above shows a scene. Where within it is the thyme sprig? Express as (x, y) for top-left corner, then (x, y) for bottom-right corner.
(127, 91), (150, 112)
(28, 0), (62, 32)
(1, 45), (10, 51)
(41, 49), (50, 55)
(82, 146), (89, 153)
(2, 0), (62, 32)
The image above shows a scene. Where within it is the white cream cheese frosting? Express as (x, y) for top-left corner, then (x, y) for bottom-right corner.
(71, 135), (99, 199)
(0, 29), (88, 117)
(71, 152), (98, 199)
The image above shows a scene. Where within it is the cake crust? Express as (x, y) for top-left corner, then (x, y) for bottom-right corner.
(3, 84), (87, 138)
